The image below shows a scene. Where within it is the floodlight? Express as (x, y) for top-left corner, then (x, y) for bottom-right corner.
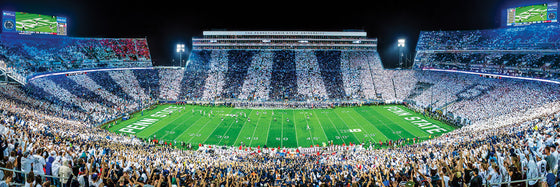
(398, 39), (406, 47)
(176, 43), (186, 67)
(176, 44), (185, 53)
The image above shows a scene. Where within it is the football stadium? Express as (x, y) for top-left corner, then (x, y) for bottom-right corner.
(0, 0), (560, 186)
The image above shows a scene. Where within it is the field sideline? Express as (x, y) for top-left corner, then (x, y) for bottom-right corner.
(107, 104), (456, 149)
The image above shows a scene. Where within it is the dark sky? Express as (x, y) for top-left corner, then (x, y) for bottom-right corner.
(3, 0), (506, 68)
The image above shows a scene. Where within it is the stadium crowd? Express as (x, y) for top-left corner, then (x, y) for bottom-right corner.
(187, 49), (384, 102)
(414, 24), (560, 80)
(416, 24), (560, 51)
(237, 51), (274, 101)
(0, 34), (152, 80)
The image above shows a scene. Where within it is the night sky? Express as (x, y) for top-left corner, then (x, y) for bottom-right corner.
(2, 0), (506, 68)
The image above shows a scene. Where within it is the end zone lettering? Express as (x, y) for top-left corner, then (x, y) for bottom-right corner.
(385, 106), (447, 134)
(403, 117), (447, 134)
(119, 106), (180, 134)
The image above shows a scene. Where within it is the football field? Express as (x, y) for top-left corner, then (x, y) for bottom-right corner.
(107, 104), (455, 149)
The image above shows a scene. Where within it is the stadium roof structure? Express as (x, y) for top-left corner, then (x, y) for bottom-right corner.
(202, 31), (368, 37)
(193, 30), (377, 50)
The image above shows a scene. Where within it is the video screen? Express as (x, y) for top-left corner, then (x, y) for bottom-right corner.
(2, 11), (67, 35)
(507, 3), (558, 26)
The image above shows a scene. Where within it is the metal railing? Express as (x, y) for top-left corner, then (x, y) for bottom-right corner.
(486, 177), (546, 187)
(0, 167), (62, 187)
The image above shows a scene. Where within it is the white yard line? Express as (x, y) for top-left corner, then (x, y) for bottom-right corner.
(342, 109), (385, 141)
(323, 111), (346, 144)
(248, 110), (263, 146)
(332, 110), (363, 142)
(232, 110), (255, 146)
(292, 109), (300, 147)
(312, 110), (330, 144)
(264, 110), (274, 147)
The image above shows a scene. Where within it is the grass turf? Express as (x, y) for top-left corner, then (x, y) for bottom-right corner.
(107, 104), (456, 149)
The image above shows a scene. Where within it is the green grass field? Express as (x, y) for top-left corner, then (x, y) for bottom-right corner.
(107, 104), (456, 148)
(16, 12), (58, 33)
(515, 4), (548, 23)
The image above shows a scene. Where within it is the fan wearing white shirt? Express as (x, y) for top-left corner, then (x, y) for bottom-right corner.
(32, 151), (46, 176)
(21, 152), (33, 174)
(536, 156), (547, 179)
(527, 158), (539, 187)
(486, 164), (501, 187)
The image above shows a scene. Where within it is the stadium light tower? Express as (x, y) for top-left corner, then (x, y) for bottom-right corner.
(397, 39), (406, 68)
(177, 44), (185, 67)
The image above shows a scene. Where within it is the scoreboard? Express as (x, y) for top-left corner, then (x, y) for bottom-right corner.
(2, 11), (67, 35)
(507, 2), (558, 26)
